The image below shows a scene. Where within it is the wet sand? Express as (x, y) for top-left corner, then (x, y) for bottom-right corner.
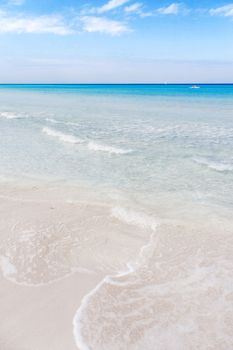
(0, 181), (147, 349)
(0, 180), (233, 350)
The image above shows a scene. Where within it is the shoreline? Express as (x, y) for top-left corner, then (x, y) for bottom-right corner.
(1, 179), (233, 349)
(0, 180), (150, 349)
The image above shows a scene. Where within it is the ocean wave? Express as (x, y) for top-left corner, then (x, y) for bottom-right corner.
(111, 206), (158, 231)
(45, 117), (61, 124)
(46, 118), (79, 127)
(42, 127), (132, 154)
(88, 141), (132, 155)
(193, 157), (233, 172)
(0, 111), (25, 119)
(42, 127), (83, 144)
(73, 206), (158, 350)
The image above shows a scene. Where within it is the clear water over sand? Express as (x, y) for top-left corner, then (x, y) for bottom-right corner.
(0, 85), (232, 349)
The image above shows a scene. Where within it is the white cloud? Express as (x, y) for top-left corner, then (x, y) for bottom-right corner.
(0, 11), (73, 35)
(97, 0), (130, 13)
(157, 3), (180, 15)
(82, 0), (130, 15)
(210, 4), (233, 17)
(80, 16), (130, 35)
(124, 3), (142, 14)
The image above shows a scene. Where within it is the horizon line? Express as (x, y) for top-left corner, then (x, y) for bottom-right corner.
(0, 83), (233, 85)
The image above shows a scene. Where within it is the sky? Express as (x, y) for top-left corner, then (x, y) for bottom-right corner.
(0, 0), (233, 83)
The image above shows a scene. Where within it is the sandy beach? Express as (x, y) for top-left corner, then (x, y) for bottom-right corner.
(0, 0), (233, 343)
(0, 181), (147, 349)
(0, 182), (101, 350)
(0, 271), (101, 350)
(1, 179), (233, 350)
(0, 84), (233, 349)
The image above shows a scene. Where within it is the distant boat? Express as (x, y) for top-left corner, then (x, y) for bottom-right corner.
(190, 85), (200, 89)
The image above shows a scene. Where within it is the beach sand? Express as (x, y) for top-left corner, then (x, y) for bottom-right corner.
(0, 182), (101, 350)
(1, 85), (233, 349)
(0, 181), (233, 349)
(0, 271), (101, 350)
(0, 180), (147, 350)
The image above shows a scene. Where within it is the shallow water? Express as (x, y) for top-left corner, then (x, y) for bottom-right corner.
(0, 84), (233, 349)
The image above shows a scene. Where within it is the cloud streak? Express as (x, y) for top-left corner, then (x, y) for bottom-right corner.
(83, 0), (131, 15)
(0, 2), (232, 38)
(0, 11), (73, 34)
(124, 3), (143, 14)
(97, 0), (130, 13)
(157, 3), (181, 15)
(80, 16), (130, 35)
(210, 4), (233, 17)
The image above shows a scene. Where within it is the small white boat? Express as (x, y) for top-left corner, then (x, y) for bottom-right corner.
(190, 85), (200, 89)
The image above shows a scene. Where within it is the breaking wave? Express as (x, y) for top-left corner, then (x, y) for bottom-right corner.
(194, 157), (233, 172)
(42, 127), (83, 144)
(111, 207), (158, 231)
(73, 207), (158, 350)
(88, 141), (132, 155)
(0, 111), (25, 119)
(46, 118), (79, 127)
(42, 127), (132, 155)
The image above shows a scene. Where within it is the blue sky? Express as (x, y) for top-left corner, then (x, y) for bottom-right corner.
(0, 0), (233, 83)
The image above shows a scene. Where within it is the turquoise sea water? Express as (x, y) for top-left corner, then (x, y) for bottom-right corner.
(0, 84), (233, 209)
(1, 84), (233, 349)
(1, 83), (233, 97)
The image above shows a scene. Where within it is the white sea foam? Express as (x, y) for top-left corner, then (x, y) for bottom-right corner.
(46, 118), (79, 127)
(43, 125), (132, 155)
(194, 157), (233, 172)
(42, 127), (83, 144)
(88, 141), (132, 155)
(111, 207), (158, 267)
(45, 117), (61, 124)
(111, 207), (158, 231)
(73, 261), (139, 350)
(73, 207), (158, 350)
(73, 260), (138, 350)
(0, 255), (17, 277)
(0, 112), (25, 119)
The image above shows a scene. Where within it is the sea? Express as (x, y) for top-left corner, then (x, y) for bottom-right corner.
(0, 84), (233, 349)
